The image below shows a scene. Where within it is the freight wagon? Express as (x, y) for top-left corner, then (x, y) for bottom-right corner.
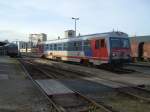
(130, 35), (150, 61)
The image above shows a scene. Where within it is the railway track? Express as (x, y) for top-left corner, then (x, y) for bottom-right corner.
(20, 59), (118, 112)
(98, 64), (135, 74)
(29, 59), (150, 102)
(34, 57), (136, 74)
(19, 58), (150, 112)
(124, 63), (150, 76)
(127, 62), (150, 68)
(48, 65), (150, 103)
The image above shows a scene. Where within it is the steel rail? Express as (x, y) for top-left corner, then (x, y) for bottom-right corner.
(19, 59), (65, 112)
(34, 60), (150, 103)
(21, 59), (117, 112)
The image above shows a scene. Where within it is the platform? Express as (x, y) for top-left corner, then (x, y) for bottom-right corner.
(36, 79), (74, 95)
(0, 56), (26, 79)
(59, 79), (114, 94)
(36, 79), (114, 95)
(0, 56), (51, 112)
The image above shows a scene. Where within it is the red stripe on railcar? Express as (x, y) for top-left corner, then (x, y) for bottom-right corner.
(112, 48), (130, 52)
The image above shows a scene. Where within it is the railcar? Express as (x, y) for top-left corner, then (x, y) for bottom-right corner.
(43, 31), (131, 65)
(6, 43), (18, 57)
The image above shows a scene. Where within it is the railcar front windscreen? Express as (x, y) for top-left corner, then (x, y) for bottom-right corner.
(110, 37), (130, 48)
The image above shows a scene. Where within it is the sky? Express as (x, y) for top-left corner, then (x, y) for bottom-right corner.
(0, 0), (150, 41)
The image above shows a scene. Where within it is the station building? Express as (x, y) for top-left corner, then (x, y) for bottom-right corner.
(29, 33), (47, 47)
(19, 33), (47, 56)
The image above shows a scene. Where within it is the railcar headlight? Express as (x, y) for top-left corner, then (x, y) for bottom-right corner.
(127, 54), (131, 57)
(112, 53), (116, 57)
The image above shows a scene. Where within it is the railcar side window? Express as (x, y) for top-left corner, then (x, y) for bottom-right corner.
(46, 44), (49, 50)
(95, 40), (100, 49)
(63, 43), (67, 50)
(100, 39), (106, 48)
(73, 42), (76, 51)
(68, 42), (73, 51)
(54, 44), (57, 50)
(67, 41), (82, 51)
(57, 44), (62, 51)
(83, 40), (91, 50)
(50, 44), (53, 50)
(73, 42), (77, 51)
(74, 41), (82, 51)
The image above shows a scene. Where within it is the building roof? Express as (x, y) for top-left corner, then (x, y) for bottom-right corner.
(0, 42), (7, 46)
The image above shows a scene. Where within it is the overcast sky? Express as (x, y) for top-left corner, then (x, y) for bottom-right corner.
(0, 0), (149, 41)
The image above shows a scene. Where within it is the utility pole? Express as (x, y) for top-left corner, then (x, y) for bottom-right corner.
(72, 17), (79, 37)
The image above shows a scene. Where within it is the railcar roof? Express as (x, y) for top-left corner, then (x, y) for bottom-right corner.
(45, 31), (128, 44)
(78, 31), (128, 38)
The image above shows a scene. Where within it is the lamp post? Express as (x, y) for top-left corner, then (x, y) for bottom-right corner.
(72, 17), (79, 37)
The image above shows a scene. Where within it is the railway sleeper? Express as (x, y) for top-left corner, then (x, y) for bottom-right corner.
(20, 59), (118, 112)
(116, 88), (150, 103)
(136, 85), (150, 92)
(49, 92), (116, 112)
(21, 59), (150, 112)
(119, 86), (150, 98)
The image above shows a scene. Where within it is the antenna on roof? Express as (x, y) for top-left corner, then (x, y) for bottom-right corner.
(113, 28), (115, 32)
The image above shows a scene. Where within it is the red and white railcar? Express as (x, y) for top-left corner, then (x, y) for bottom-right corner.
(42, 31), (131, 65)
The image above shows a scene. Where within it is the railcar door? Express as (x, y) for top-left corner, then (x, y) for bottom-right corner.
(138, 42), (144, 60)
(91, 39), (108, 61)
(83, 40), (92, 57)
